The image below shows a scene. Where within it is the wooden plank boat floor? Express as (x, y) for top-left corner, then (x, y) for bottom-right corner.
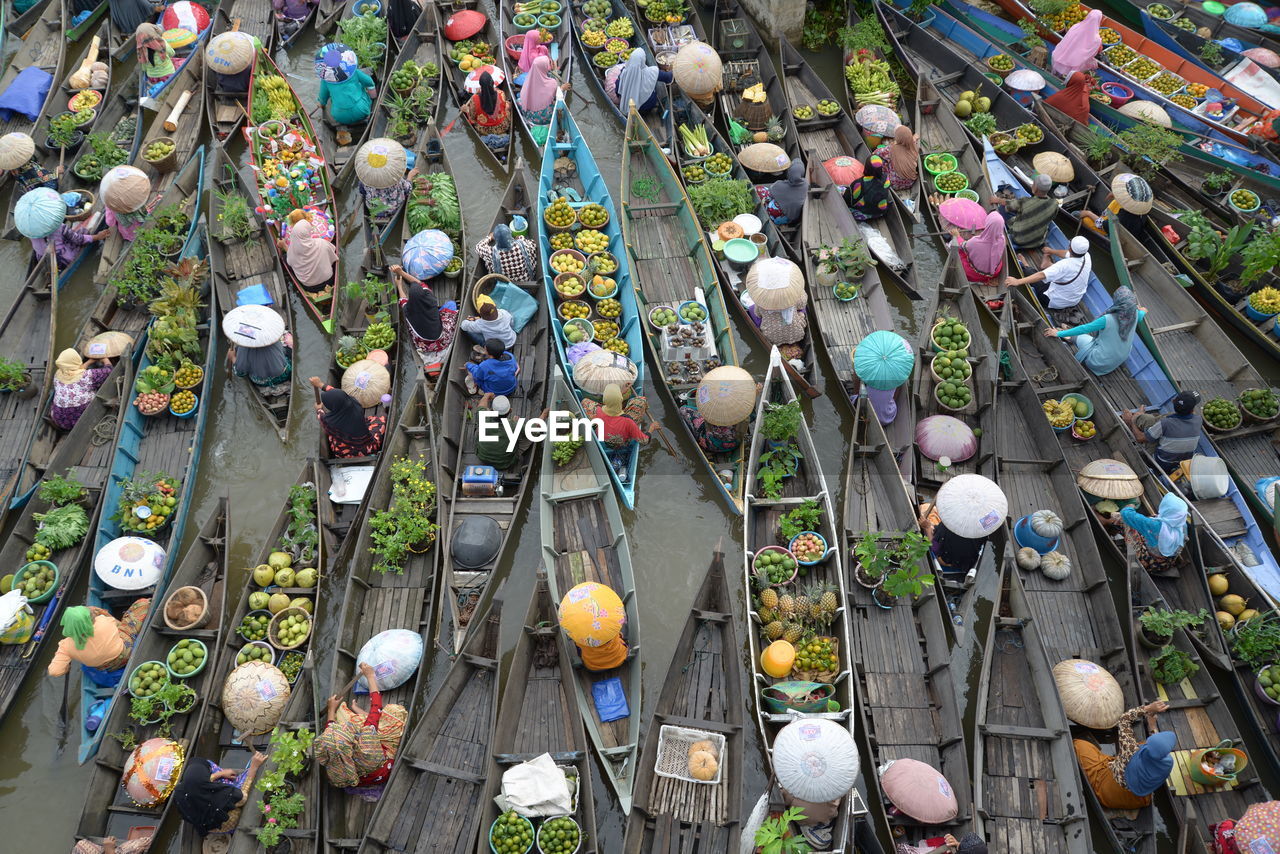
(783, 69), (858, 164)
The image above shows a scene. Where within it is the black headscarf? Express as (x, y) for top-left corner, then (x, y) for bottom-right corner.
(388, 0), (422, 39)
(173, 758), (241, 837)
(111, 0), (154, 33)
(850, 155), (889, 215)
(403, 284), (442, 342)
(477, 72), (498, 117)
(234, 341), (290, 383)
(321, 388), (372, 442)
(768, 161), (808, 221)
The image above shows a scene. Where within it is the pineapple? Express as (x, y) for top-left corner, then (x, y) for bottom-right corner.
(819, 585), (838, 618)
(783, 622), (804, 644)
(792, 590), (812, 621)
(765, 115), (784, 142)
(776, 592), (795, 619)
(758, 587), (779, 612)
(757, 606), (777, 624)
(764, 620), (784, 640)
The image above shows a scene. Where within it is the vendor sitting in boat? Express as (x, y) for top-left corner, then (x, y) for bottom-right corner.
(273, 0), (315, 38)
(1123, 391), (1203, 475)
(47, 602), (151, 686)
(950, 212), (1006, 290)
(519, 55), (568, 142)
(0, 132), (58, 194)
(474, 224), (538, 282)
(391, 263), (457, 364)
(464, 339), (520, 409)
(680, 366), (757, 457)
(581, 383), (657, 449)
(1116, 493), (1189, 574)
(845, 155), (891, 222)
(73, 835), (155, 854)
(50, 349), (116, 430)
(280, 209), (338, 296)
(315, 662), (409, 797)
(227, 329), (293, 392)
(1075, 701), (1175, 810)
(896, 833), (988, 854)
(311, 377), (387, 458)
(558, 581), (630, 672)
(874, 126), (919, 193)
(1044, 286), (1145, 377)
(1006, 235), (1094, 320)
(110, 0), (160, 38)
(762, 162), (808, 226)
(16, 188), (110, 270)
(136, 23), (177, 87)
(461, 293), (518, 348)
(613, 49), (671, 115)
(205, 31), (256, 94)
(462, 72), (512, 155)
(990, 174), (1057, 260)
(316, 42), (376, 128)
(173, 752), (269, 838)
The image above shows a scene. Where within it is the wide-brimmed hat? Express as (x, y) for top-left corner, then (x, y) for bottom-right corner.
(0, 131), (35, 170)
(206, 30), (256, 75)
(1077, 458), (1143, 499)
(1111, 172), (1153, 214)
(222, 304), (285, 348)
(1117, 100), (1172, 127)
(695, 366), (756, 426)
(354, 138), (407, 189)
(737, 142), (790, 174)
(1052, 658), (1124, 728)
(1032, 151), (1074, 183)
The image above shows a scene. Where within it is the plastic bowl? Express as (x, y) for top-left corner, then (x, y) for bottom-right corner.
(127, 660), (170, 698)
(789, 531), (830, 565)
(169, 392), (199, 419)
(1060, 392), (1094, 419)
(923, 152), (958, 175)
(677, 299), (707, 324)
(933, 171), (969, 194)
(164, 638), (209, 679)
(238, 609), (273, 643)
(648, 304), (677, 330)
(955, 189), (980, 202)
(723, 237), (759, 268)
(235, 640), (277, 667)
(489, 812), (535, 854)
(752, 545), (798, 586)
(560, 317), (596, 346)
(13, 560), (58, 604)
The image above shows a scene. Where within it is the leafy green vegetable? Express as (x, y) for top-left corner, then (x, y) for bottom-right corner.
(687, 177), (756, 228)
(406, 173), (461, 237)
(33, 503), (90, 551)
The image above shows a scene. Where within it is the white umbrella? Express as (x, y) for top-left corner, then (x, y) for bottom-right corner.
(94, 537), (166, 591)
(772, 718), (859, 803)
(935, 473), (1006, 538)
(222, 304), (285, 348)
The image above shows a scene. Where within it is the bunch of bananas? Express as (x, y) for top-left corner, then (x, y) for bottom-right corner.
(256, 74), (296, 122)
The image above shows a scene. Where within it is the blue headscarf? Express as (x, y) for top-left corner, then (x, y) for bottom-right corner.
(1123, 730), (1176, 797)
(1154, 493), (1189, 557)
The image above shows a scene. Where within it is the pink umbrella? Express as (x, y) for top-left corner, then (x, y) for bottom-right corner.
(823, 155), (863, 187)
(916, 415), (976, 463)
(938, 197), (987, 231)
(879, 758), (959, 824)
(1243, 47), (1280, 67)
(464, 65), (506, 92)
(1236, 801), (1280, 849)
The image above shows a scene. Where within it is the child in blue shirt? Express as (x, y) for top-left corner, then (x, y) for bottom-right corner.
(465, 338), (519, 407)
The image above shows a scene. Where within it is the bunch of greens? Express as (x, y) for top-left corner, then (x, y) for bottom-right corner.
(405, 173), (460, 237)
(0, 357), (27, 391)
(1231, 612), (1280, 669)
(38, 471), (87, 506)
(33, 503), (90, 551)
(687, 178), (755, 228)
(74, 131), (130, 181)
(836, 15), (889, 54)
(1177, 209), (1252, 279)
(1115, 123), (1183, 178)
(215, 182), (258, 243)
(338, 10), (388, 70)
(277, 482), (319, 567)
(367, 454), (440, 573)
(1241, 227), (1280, 290)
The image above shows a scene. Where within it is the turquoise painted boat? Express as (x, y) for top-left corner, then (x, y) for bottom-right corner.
(537, 97), (644, 509)
(77, 224), (218, 764)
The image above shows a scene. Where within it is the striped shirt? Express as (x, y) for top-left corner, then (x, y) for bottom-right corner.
(1007, 195), (1058, 248)
(1145, 412), (1202, 471)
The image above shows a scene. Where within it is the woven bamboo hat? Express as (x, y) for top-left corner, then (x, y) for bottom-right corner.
(738, 142), (790, 174)
(1112, 172), (1153, 214)
(573, 349), (637, 394)
(744, 256), (806, 309)
(354, 138), (407, 189)
(672, 41), (721, 97)
(1052, 658), (1124, 728)
(1032, 151), (1074, 184)
(1117, 100), (1172, 127)
(205, 30), (256, 75)
(696, 365), (756, 426)
(100, 165), (151, 213)
(222, 661), (291, 734)
(83, 330), (135, 359)
(0, 132), (34, 170)
(341, 359), (391, 407)
(1077, 458), (1143, 499)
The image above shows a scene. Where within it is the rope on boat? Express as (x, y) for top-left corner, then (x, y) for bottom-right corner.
(91, 417), (118, 446)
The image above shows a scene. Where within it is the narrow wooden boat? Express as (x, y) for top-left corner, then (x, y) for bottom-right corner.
(436, 250), (548, 653)
(277, 0), (320, 48)
(78, 230), (219, 764)
(441, 7), (515, 170)
(537, 99), (644, 508)
(0, 253), (59, 528)
(74, 500), (229, 847)
(1141, 4), (1280, 92)
(569, 0), (673, 144)
(539, 365), (641, 812)
(499, 0), (574, 151)
(480, 573), (600, 854)
(248, 47), (341, 333)
(321, 383), (438, 854)
(357, 599), (504, 854)
(0, 359), (129, 725)
(0, 0), (66, 188)
(997, 334), (1155, 854)
(624, 547), (741, 853)
(621, 105), (746, 515)
(179, 461), (328, 854)
(974, 546), (1092, 853)
(745, 348), (861, 843)
(65, 0), (108, 42)
(844, 396), (974, 844)
(134, 53), (206, 194)
(6, 0), (53, 39)
(62, 66), (144, 202)
(801, 160), (919, 477)
(205, 1), (276, 143)
(209, 145), (296, 441)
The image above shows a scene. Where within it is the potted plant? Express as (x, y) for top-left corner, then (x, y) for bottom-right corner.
(1137, 607), (1209, 648)
(1115, 123), (1183, 179)
(255, 787), (306, 854)
(852, 530), (893, 587)
(215, 183), (259, 243)
(344, 273), (393, 320)
(1240, 229), (1280, 293)
(894, 529), (932, 568)
(761, 399), (802, 445)
(0, 357), (34, 396)
(37, 471), (88, 506)
(1201, 171), (1233, 198)
(778, 498), (821, 544)
(47, 112), (85, 151)
(1178, 210), (1252, 289)
(1230, 612), (1280, 670)
(1080, 127), (1116, 167)
(753, 806), (812, 854)
(158, 679), (198, 716)
(757, 445), (801, 500)
(1150, 645), (1199, 685)
(874, 560), (935, 608)
(277, 483), (320, 568)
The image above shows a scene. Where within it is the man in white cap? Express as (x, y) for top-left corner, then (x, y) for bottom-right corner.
(474, 394), (520, 470)
(1005, 234), (1093, 318)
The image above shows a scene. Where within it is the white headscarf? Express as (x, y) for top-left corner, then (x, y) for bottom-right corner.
(617, 49), (659, 112)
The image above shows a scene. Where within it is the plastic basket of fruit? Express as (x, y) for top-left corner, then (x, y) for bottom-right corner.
(1245, 287), (1280, 320)
(278, 649), (305, 683)
(1169, 93), (1197, 109)
(560, 317), (595, 346)
(165, 638), (209, 679)
(543, 198), (578, 231)
(574, 228), (609, 254)
(489, 810), (535, 854)
(512, 11), (539, 30)
(678, 300), (708, 324)
(558, 299), (593, 322)
(681, 162), (707, 183)
(934, 380), (973, 412)
(169, 390), (199, 418)
(789, 531), (831, 565)
(1255, 664), (1280, 706)
(1060, 392), (1094, 419)
(648, 304), (678, 330)
(1146, 2), (1173, 19)
(954, 189), (980, 202)
(1171, 16), (1196, 30)
(549, 248), (586, 275)
(1042, 398), (1075, 432)
(703, 152), (733, 176)
(1122, 56), (1162, 82)
(586, 273), (618, 300)
(654, 725), (726, 784)
(580, 26), (607, 51)
(933, 170), (968, 194)
(923, 152), (958, 175)
(235, 640), (276, 667)
(237, 609), (272, 643)
(174, 362), (204, 390)
(1070, 419), (1096, 441)
(268, 606), (312, 650)
(13, 560), (58, 604)
(1229, 188), (1261, 214)
(535, 816), (582, 854)
(588, 250), (619, 275)
(554, 272), (588, 301)
(1239, 388), (1279, 422)
(752, 545), (798, 586)
(790, 635), (840, 683)
(1203, 397), (1243, 432)
(578, 203), (609, 229)
(593, 319), (620, 342)
(930, 350), (972, 384)
(128, 660), (170, 698)
(984, 53), (1015, 78)
(1089, 90), (1112, 105)
(793, 103), (817, 122)
(595, 296), (621, 321)
(538, 13), (561, 28)
(1147, 70), (1186, 96)
(1185, 82), (1208, 99)
(1104, 44), (1139, 67)
(1099, 26), (1121, 45)
(833, 281), (860, 301)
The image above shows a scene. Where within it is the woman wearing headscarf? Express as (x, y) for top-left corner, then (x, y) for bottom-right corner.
(1119, 493), (1189, 573)
(1052, 9), (1102, 77)
(845, 155), (891, 221)
(317, 47), (376, 126)
(359, 165), (418, 225)
(47, 601), (151, 683)
(1044, 71), (1093, 125)
(519, 55), (567, 136)
(874, 125), (920, 192)
(111, 0), (158, 36)
(896, 833), (989, 854)
(462, 71), (512, 148)
(315, 663), (409, 798)
(173, 753), (268, 837)
(310, 377), (387, 457)
(762, 161), (807, 225)
(1045, 286), (1147, 376)
(614, 48), (671, 114)
(49, 349), (115, 430)
(387, 0), (423, 41)
(136, 23), (177, 85)
(1075, 701), (1175, 809)
(518, 29), (550, 76)
(474, 223), (538, 282)
(580, 383), (657, 447)
(952, 212), (1006, 287)
(391, 263), (457, 357)
(227, 331), (293, 389)
(28, 207), (108, 269)
(281, 211), (338, 294)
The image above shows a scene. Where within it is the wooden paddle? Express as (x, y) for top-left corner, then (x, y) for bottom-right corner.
(649, 421), (677, 456)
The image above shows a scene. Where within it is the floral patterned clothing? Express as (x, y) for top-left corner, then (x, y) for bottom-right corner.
(49, 365), (112, 429)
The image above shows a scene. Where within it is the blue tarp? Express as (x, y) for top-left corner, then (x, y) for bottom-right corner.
(0, 67), (53, 123)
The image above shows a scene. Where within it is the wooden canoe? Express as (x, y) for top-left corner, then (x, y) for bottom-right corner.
(499, 0), (574, 151)
(569, 0), (673, 145)
(358, 598), (504, 854)
(623, 547), (741, 853)
(248, 47), (341, 334)
(974, 544), (1092, 853)
(441, 8), (515, 171)
(0, 0), (67, 189)
(65, 0), (108, 41)
(208, 144), (296, 441)
(537, 99), (644, 509)
(0, 358), (129, 726)
(480, 572), (600, 853)
(621, 105), (747, 515)
(6, 0), (53, 40)
(74, 500), (229, 847)
(61, 62), (144, 205)
(277, 0), (320, 47)
(435, 239), (548, 653)
(538, 366), (641, 813)
(179, 461), (328, 854)
(844, 394), (974, 844)
(133, 52), (206, 191)
(205, 0), (276, 143)
(78, 228), (219, 765)
(321, 383), (440, 854)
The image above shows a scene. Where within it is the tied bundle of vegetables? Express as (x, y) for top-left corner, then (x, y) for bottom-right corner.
(33, 503), (91, 551)
(678, 123), (711, 158)
(406, 173), (461, 236)
(843, 56), (898, 108)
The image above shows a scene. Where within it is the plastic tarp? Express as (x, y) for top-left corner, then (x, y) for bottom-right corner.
(1223, 57), (1280, 109)
(490, 279), (538, 332)
(496, 754), (574, 817)
(591, 676), (630, 723)
(0, 67), (53, 123)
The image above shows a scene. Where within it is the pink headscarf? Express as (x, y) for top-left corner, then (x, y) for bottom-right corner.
(518, 30), (549, 74)
(962, 212), (1006, 277)
(286, 218), (338, 287)
(1052, 10), (1103, 78)
(520, 55), (559, 114)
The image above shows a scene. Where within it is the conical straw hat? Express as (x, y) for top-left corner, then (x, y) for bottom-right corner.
(738, 142), (790, 174)
(572, 350), (637, 394)
(1032, 151), (1074, 183)
(1117, 100), (1172, 127)
(1077, 458), (1143, 499)
(744, 256), (805, 310)
(1052, 658), (1124, 728)
(879, 758), (959, 823)
(205, 30), (256, 75)
(354, 138), (407, 189)
(672, 41), (721, 97)
(222, 661), (291, 734)
(83, 330), (134, 359)
(0, 132), (34, 170)
(935, 474), (1006, 537)
(696, 365), (756, 426)
(100, 165), (151, 213)
(1112, 172), (1153, 214)
(342, 359), (391, 407)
